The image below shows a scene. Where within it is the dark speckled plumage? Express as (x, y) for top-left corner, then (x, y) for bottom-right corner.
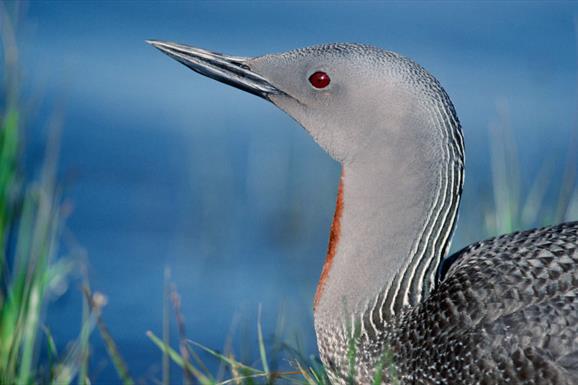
(401, 221), (578, 384)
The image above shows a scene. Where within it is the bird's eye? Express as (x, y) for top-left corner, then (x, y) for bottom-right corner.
(309, 71), (330, 89)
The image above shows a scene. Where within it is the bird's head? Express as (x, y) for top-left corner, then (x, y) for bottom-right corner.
(147, 41), (447, 164)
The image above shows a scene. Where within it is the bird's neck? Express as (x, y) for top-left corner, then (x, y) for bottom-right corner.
(314, 119), (463, 330)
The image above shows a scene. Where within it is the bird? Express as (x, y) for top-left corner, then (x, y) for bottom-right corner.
(147, 40), (578, 385)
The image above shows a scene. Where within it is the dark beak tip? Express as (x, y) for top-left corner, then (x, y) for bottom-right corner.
(145, 40), (170, 51)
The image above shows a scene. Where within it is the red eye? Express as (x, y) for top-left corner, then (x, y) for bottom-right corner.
(309, 71), (330, 89)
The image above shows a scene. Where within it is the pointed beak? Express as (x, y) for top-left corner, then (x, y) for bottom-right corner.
(147, 40), (282, 100)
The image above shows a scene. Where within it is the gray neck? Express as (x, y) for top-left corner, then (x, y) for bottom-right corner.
(314, 100), (464, 330)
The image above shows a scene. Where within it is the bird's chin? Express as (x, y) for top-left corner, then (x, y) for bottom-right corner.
(268, 94), (308, 128)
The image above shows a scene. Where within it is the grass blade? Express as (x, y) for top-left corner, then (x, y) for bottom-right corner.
(146, 331), (213, 385)
(83, 287), (135, 385)
(257, 305), (270, 377)
(78, 280), (90, 385)
(187, 341), (262, 374)
(162, 267), (170, 385)
(52, 291), (103, 385)
(170, 286), (196, 384)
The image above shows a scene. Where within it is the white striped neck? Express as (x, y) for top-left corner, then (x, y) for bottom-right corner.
(313, 101), (463, 330)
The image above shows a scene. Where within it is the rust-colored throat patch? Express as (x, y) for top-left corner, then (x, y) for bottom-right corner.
(314, 171), (344, 310)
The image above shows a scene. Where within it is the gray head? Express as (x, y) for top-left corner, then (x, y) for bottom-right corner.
(147, 41), (462, 166)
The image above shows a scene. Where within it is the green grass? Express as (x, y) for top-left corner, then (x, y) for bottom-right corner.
(0, 4), (135, 384)
(147, 322), (327, 385)
(145, 271), (329, 385)
(484, 102), (577, 237)
(1, 12), (61, 381)
(0, 5), (81, 382)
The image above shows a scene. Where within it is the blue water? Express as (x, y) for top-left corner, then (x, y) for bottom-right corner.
(7, 1), (578, 383)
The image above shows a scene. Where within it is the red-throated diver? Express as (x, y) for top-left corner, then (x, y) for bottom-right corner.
(148, 41), (578, 385)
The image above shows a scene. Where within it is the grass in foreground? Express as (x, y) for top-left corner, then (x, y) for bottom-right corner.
(147, 275), (330, 385)
(0, 4), (135, 384)
(0, 5), (72, 382)
(147, 321), (330, 385)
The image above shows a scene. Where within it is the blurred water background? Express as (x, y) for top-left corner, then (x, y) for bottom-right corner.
(2, 1), (578, 383)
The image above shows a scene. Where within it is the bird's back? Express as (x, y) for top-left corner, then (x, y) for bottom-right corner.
(390, 221), (578, 385)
